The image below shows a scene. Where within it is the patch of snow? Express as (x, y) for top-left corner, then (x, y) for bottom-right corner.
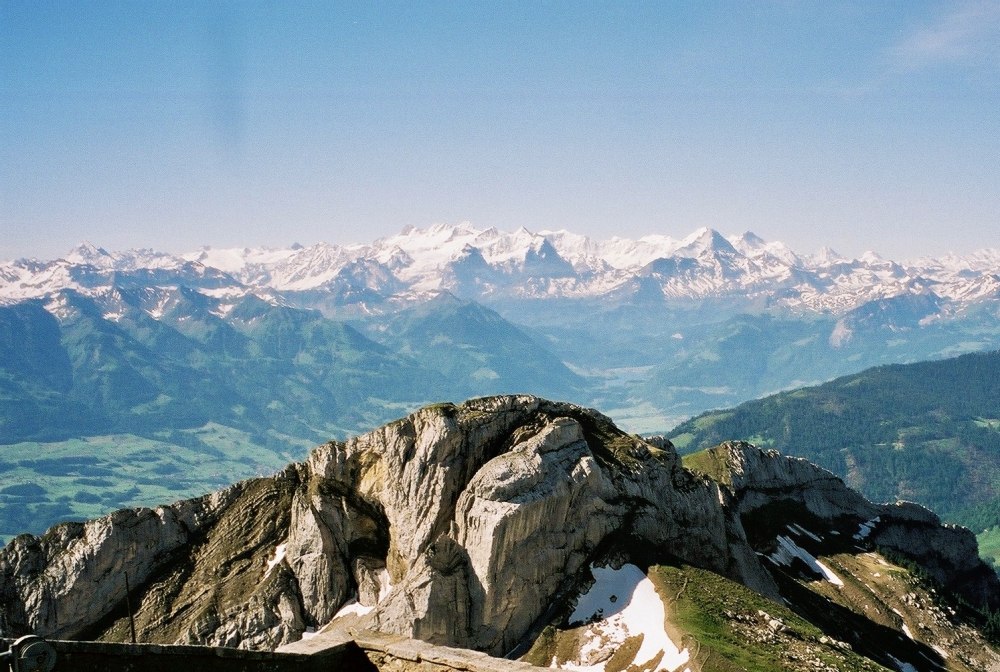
(328, 567), (393, 623)
(332, 600), (375, 619)
(148, 296), (171, 319)
(558, 564), (689, 672)
(769, 536), (844, 586)
(931, 645), (948, 659)
(813, 561), (844, 587)
(829, 319), (853, 347)
(901, 623), (914, 640)
(43, 293), (75, 320)
(209, 303), (237, 318)
(378, 568), (393, 602)
(264, 542), (287, 577)
(302, 618), (339, 639)
(787, 524), (822, 542)
(854, 516), (881, 541)
(887, 654), (918, 672)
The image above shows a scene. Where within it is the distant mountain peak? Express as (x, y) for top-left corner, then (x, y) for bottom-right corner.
(3, 224), (999, 315)
(65, 241), (111, 264)
(674, 227), (738, 258)
(733, 231), (767, 248)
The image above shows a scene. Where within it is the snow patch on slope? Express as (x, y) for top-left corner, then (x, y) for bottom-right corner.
(768, 536), (844, 586)
(888, 654), (918, 672)
(264, 542), (287, 577)
(854, 516), (880, 541)
(556, 563), (690, 672)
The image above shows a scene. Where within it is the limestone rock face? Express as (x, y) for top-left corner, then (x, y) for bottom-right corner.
(706, 441), (1000, 610)
(870, 502), (1000, 610)
(2, 398), (996, 655)
(720, 441), (878, 521)
(449, 417), (619, 653)
(0, 490), (212, 639)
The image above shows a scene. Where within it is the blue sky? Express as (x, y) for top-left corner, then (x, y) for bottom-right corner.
(2, 1), (998, 261)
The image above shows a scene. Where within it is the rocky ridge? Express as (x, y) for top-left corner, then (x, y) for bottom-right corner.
(1, 396), (997, 669)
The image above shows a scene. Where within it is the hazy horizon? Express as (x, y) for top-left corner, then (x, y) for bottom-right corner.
(3, 2), (998, 262)
(4, 221), (998, 266)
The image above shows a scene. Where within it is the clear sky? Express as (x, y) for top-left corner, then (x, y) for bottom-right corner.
(2, 1), (998, 262)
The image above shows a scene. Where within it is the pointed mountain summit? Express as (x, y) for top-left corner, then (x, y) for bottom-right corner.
(672, 227), (739, 258)
(64, 241), (113, 266)
(808, 245), (845, 265)
(728, 231), (768, 252)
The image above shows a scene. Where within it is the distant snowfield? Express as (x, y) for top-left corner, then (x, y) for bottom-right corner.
(556, 563), (690, 672)
(5, 223), (1000, 313)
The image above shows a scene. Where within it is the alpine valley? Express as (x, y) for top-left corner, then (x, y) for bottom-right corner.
(4, 223), (1000, 542)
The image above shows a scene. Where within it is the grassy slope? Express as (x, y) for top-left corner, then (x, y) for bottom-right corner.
(648, 563), (890, 672)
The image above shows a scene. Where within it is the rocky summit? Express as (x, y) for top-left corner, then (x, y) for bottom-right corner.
(2, 396), (999, 671)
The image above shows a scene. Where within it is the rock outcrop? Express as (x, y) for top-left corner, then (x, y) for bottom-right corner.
(1, 397), (997, 657)
(701, 440), (1000, 611)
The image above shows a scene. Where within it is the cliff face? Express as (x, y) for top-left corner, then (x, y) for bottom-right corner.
(708, 441), (1000, 611)
(1, 396), (997, 661)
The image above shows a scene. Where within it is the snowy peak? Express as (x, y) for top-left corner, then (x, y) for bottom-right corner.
(729, 232), (801, 266)
(674, 227), (738, 258)
(729, 231), (767, 251)
(64, 241), (112, 265)
(808, 246), (845, 266)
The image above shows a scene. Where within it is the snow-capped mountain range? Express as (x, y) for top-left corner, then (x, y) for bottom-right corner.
(3, 223), (1000, 315)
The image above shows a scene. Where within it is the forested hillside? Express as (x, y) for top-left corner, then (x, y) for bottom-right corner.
(668, 350), (1000, 532)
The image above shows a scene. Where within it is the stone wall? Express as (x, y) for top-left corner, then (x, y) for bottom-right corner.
(2, 632), (540, 672)
(281, 627), (539, 671)
(1, 638), (369, 672)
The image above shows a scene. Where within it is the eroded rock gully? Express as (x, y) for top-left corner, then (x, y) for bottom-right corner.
(1, 396), (995, 657)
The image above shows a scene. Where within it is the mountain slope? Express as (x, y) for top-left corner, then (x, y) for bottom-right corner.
(362, 293), (586, 402)
(667, 349), (1000, 524)
(0, 291), (435, 445)
(0, 287), (598, 543)
(2, 397), (997, 671)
